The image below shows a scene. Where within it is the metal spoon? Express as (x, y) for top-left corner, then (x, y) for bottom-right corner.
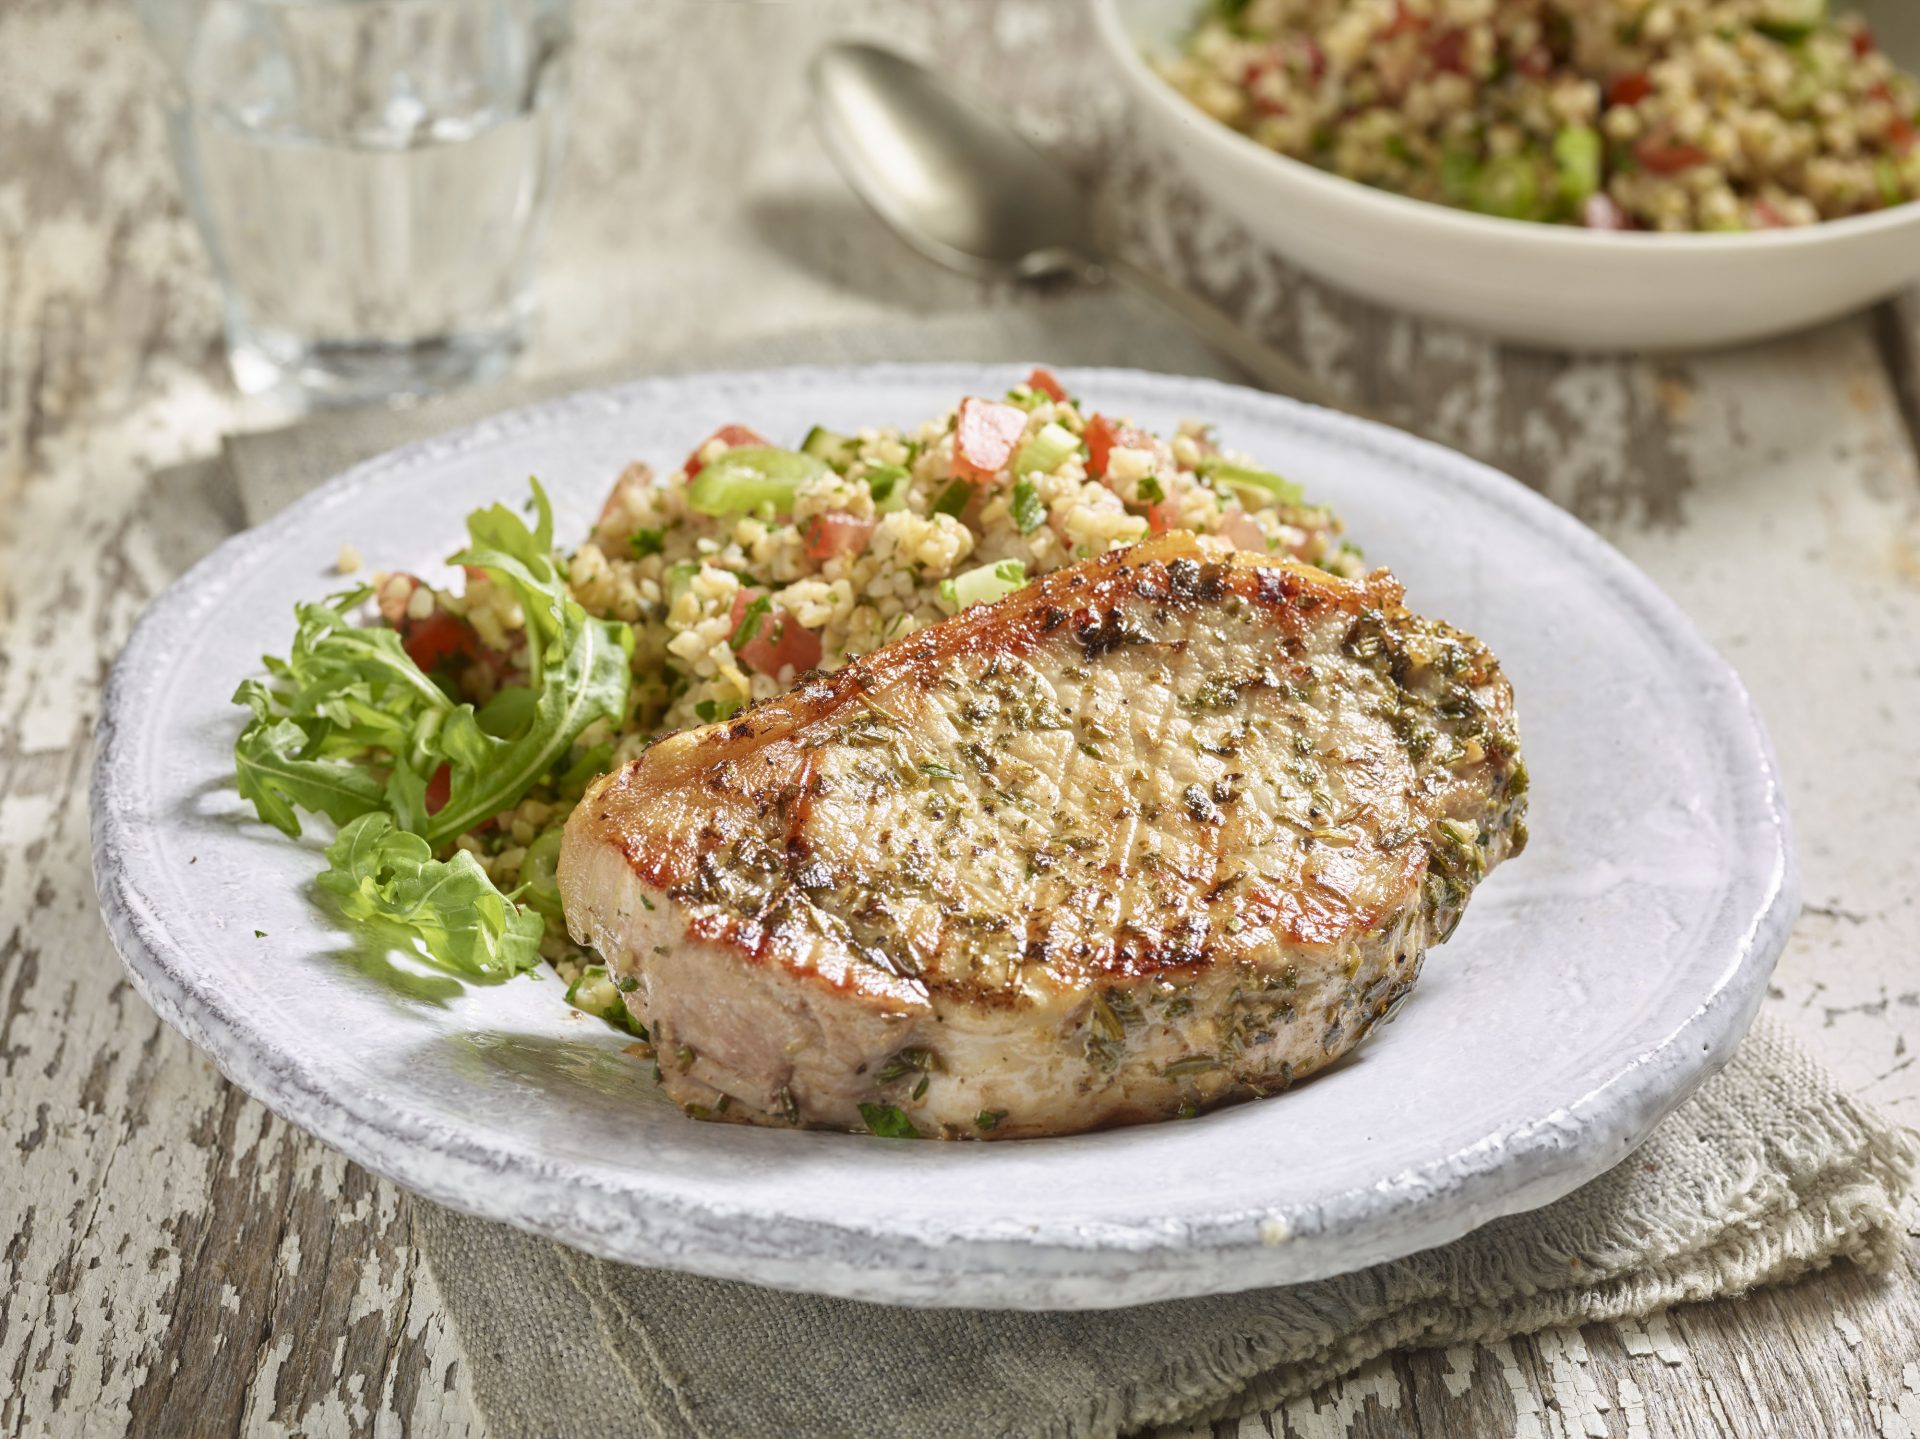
(809, 41), (1352, 415)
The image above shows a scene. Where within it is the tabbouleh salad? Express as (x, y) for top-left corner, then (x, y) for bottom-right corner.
(233, 370), (1364, 1018)
(1162, 0), (1920, 231)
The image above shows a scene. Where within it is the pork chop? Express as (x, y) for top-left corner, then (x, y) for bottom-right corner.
(559, 533), (1526, 1139)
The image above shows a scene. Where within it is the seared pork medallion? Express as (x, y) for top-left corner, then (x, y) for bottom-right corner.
(560, 533), (1526, 1139)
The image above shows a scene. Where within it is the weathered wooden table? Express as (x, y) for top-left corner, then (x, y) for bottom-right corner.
(4, 1), (1917, 1434)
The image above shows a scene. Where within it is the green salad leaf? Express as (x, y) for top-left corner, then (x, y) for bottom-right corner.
(317, 814), (546, 978)
(233, 479), (633, 980)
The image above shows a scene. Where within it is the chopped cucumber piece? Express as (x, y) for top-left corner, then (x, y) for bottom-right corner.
(1013, 422), (1080, 477)
(938, 559), (1028, 611)
(1553, 126), (1602, 207)
(1472, 154), (1543, 221)
(565, 963), (646, 1037)
(800, 426), (861, 472)
(1440, 149), (1481, 206)
(865, 463), (911, 511)
(1877, 155), (1905, 208)
(686, 446), (828, 517)
(1755, 0), (1824, 41)
(1196, 456), (1304, 506)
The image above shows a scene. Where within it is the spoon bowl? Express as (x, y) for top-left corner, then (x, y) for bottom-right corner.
(809, 43), (1098, 281)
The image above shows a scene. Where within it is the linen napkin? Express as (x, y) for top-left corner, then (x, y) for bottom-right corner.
(214, 298), (1916, 1438)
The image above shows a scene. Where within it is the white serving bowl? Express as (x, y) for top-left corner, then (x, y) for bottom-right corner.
(1092, 0), (1920, 352)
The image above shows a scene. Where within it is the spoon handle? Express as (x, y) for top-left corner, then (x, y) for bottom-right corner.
(1097, 255), (1372, 421)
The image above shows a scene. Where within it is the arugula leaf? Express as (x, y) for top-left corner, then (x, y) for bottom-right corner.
(316, 813), (544, 979)
(232, 479), (634, 979)
(232, 679), (393, 837)
(426, 479), (634, 845)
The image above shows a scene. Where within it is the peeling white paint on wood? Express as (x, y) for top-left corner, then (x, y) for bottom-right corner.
(4, 0), (1918, 1436)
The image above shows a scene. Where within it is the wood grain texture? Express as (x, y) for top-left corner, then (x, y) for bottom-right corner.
(2, 0), (1916, 1435)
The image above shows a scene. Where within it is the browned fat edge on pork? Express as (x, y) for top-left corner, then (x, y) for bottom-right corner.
(561, 532), (1527, 1139)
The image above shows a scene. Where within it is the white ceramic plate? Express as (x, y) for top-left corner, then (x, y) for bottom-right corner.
(1093, 0), (1920, 352)
(92, 365), (1793, 1309)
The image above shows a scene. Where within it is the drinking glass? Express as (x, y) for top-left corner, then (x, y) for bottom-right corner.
(140, 0), (574, 405)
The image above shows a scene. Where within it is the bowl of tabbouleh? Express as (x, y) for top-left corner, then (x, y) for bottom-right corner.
(1092, 0), (1920, 350)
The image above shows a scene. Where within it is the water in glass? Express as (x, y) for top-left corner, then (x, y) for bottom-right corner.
(144, 0), (573, 405)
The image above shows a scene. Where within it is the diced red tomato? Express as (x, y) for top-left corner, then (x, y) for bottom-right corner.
(803, 512), (876, 561)
(1890, 114), (1917, 156)
(424, 763), (452, 816)
(1751, 198), (1790, 229)
(1084, 414), (1153, 481)
(952, 397), (1028, 480)
(1295, 36), (1327, 82)
(1144, 498), (1184, 536)
(1382, 1), (1425, 39)
(1216, 508), (1270, 554)
(1635, 135), (1709, 174)
(1854, 27), (1878, 58)
(683, 424), (770, 478)
(729, 590), (824, 678)
(401, 611), (481, 673)
(1609, 72), (1651, 107)
(1427, 28), (1468, 74)
(1515, 45), (1552, 79)
(1026, 367), (1067, 403)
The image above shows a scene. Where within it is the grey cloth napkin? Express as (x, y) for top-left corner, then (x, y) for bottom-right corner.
(215, 299), (1916, 1439)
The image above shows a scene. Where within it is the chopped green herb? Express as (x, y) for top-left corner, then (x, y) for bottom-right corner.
(628, 528), (665, 559)
(974, 1108), (1008, 1131)
(1137, 473), (1165, 503)
(918, 761), (961, 781)
(858, 1102), (920, 1139)
(1161, 1054), (1222, 1078)
(694, 697), (742, 724)
(933, 479), (973, 517)
(253, 929), (267, 938)
(729, 594), (772, 651)
(875, 1047), (937, 1082)
(1010, 476), (1045, 533)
